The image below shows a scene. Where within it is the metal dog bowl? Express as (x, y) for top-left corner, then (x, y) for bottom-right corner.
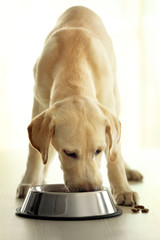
(16, 184), (122, 220)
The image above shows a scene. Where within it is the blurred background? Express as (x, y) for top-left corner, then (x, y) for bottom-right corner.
(0, 0), (160, 155)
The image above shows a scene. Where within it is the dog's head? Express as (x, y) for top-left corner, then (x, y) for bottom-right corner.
(28, 97), (120, 192)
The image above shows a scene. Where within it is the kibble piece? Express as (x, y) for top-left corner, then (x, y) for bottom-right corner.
(134, 205), (145, 209)
(141, 208), (149, 213)
(131, 208), (140, 213)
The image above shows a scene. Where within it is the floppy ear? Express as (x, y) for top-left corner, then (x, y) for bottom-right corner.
(105, 113), (121, 162)
(27, 110), (55, 165)
(99, 104), (121, 162)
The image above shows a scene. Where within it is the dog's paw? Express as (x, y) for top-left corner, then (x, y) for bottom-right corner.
(126, 169), (143, 181)
(16, 184), (32, 198)
(113, 190), (139, 206)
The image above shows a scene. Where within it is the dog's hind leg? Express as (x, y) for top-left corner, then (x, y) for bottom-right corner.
(124, 161), (143, 181)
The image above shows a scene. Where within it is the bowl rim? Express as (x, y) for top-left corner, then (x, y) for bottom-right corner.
(30, 184), (109, 195)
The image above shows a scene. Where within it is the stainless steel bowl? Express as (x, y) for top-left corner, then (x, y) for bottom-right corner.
(16, 184), (122, 220)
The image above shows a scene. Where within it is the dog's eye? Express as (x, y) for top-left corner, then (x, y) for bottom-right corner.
(95, 149), (102, 155)
(63, 150), (77, 158)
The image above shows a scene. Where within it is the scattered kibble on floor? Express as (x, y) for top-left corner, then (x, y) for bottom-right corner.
(131, 205), (149, 214)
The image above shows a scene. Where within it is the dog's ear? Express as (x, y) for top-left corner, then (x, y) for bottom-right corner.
(105, 114), (121, 162)
(99, 104), (121, 162)
(27, 109), (55, 165)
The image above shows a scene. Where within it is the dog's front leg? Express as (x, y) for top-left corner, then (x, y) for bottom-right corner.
(105, 146), (139, 206)
(16, 144), (44, 198)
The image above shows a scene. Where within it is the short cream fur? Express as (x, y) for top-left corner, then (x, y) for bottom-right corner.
(17, 6), (143, 205)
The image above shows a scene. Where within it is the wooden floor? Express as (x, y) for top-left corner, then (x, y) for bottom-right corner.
(0, 149), (160, 240)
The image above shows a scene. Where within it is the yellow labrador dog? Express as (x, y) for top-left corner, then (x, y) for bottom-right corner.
(17, 6), (142, 205)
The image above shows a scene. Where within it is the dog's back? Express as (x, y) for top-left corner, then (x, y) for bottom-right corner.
(34, 6), (118, 113)
(47, 6), (113, 52)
